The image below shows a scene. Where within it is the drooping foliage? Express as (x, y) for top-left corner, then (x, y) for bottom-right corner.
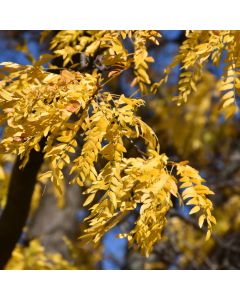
(152, 30), (240, 118)
(4, 30), (238, 262)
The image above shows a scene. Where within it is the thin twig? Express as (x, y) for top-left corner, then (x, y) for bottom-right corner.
(127, 138), (147, 159)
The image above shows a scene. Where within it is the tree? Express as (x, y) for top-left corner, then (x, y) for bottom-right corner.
(0, 30), (239, 270)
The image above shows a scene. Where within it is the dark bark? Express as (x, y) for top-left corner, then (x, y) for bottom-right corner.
(0, 146), (44, 269)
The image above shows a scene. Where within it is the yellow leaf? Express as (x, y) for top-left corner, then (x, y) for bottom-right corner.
(186, 199), (199, 206)
(198, 215), (205, 228)
(83, 193), (96, 206)
(205, 229), (211, 241)
(189, 206), (200, 215)
(57, 135), (72, 143)
(0, 90), (12, 101)
(222, 90), (234, 100)
(209, 215), (216, 224)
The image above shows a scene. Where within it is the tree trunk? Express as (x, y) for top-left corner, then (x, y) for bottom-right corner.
(0, 147), (44, 269)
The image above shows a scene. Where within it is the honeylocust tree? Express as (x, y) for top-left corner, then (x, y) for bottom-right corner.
(1, 30), (240, 269)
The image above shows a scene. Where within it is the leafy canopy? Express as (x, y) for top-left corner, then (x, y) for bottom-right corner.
(0, 30), (220, 256)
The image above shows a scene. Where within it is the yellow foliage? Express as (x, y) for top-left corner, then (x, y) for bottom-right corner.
(152, 30), (240, 118)
(174, 161), (215, 239)
(165, 194), (240, 268)
(6, 240), (76, 270)
(50, 30), (161, 92)
(0, 30), (217, 258)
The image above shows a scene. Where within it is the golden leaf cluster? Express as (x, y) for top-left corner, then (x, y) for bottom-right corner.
(152, 30), (240, 118)
(6, 238), (103, 270)
(0, 30), (216, 257)
(50, 30), (160, 93)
